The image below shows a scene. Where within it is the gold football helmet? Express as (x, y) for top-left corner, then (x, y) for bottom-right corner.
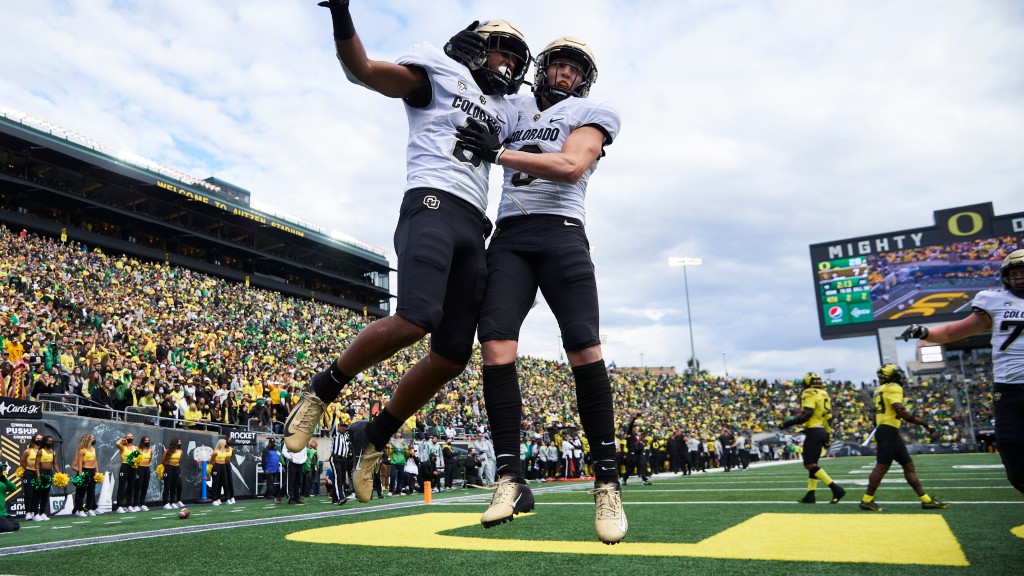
(1001, 248), (1024, 297)
(475, 20), (531, 95)
(533, 36), (598, 104)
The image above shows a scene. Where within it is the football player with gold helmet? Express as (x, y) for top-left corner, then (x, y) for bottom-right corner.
(454, 36), (625, 544)
(284, 1), (530, 506)
(901, 248), (1024, 498)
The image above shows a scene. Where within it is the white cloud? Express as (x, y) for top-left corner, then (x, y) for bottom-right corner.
(3, 0), (1023, 384)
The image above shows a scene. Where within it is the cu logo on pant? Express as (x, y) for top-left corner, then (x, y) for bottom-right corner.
(423, 195), (440, 210)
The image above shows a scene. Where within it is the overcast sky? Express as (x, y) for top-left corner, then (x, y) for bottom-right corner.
(3, 1), (1023, 384)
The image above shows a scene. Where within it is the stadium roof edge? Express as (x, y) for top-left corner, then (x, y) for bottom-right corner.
(0, 110), (391, 268)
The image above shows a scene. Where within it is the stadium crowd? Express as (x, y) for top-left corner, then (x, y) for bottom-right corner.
(1, 227), (985, 474)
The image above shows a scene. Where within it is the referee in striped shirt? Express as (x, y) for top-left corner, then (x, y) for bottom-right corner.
(330, 421), (350, 504)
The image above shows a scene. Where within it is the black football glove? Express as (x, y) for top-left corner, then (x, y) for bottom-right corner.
(455, 118), (506, 164)
(779, 419), (795, 430)
(317, 0), (355, 40)
(444, 21), (486, 67)
(900, 324), (929, 341)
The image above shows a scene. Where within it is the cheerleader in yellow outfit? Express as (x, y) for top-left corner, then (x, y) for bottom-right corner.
(71, 434), (99, 517)
(20, 434), (42, 521)
(131, 436), (153, 511)
(161, 438), (184, 509)
(210, 438), (236, 505)
(32, 436), (57, 521)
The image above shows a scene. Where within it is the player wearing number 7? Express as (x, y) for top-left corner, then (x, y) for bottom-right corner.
(901, 248), (1024, 498)
(284, 0), (531, 505)
(454, 37), (625, 544)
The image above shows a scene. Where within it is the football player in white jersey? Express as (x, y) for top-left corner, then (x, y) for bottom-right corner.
(901, 248), (1024, 498)
(284, 0), (531, 505)
(455, 37), (626, 544)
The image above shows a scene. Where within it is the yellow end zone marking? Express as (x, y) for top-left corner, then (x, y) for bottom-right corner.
(287, 512), (968, 566)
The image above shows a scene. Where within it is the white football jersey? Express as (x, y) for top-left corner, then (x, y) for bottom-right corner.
(971, 288), (1024, 384)
(396, 43), (519, 214)
(495, 95), (621, 223)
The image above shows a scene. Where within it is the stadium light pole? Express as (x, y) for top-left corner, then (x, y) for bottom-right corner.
(668, 257), (702, 374)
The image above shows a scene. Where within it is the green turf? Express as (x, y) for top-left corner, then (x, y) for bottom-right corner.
(2, 453), (1020, 576)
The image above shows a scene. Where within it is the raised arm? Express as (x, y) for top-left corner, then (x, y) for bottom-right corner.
(318, 0), (428, 100)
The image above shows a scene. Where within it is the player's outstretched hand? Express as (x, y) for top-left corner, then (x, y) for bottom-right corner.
(445, 21), (485, 65)
(318, 0), (355, 40)
(900, 324), (929, 341)
(455, 118), (505, 164)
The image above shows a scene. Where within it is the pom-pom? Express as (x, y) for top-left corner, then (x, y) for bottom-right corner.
(31, 474), (53, 490)
(156, 464), (165, 478)
(71, 472), (89, 487)
(52, 472), (70, 488)
(12, 466), (25, 479)
(206, 463), (213, 475)
(127, 450), (143, 468)
(94, 472), (105, 484)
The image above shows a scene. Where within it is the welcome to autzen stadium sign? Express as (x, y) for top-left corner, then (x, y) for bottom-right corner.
(809, 202), (1024, 339)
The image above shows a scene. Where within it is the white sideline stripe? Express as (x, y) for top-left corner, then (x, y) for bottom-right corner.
(0, 484), (572, 557)
(464, 500), (1024, 506)
(648, 476), (1006, 484)
(617, 486), (1019, 492)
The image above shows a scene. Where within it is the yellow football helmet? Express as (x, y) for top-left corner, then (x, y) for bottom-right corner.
(877, 364), (906, 385)
(802, 372), (823, 388)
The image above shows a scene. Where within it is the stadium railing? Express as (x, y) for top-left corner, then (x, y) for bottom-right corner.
(37, 393), (78, 413)
(35, 394), (244, 434)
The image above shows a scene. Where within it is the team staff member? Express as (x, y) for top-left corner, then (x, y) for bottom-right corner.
(442, 437), (458, 491)
(283, 1), (530, 507)
(902, 249), (1024, 498)
(20, 433), (42, 520)
(283, 441), (307, 505)
(456, 35), (624, 543)
(859, 365), (949, 511)
(161, 438), (184, 509)
(780, 373), (846, 504)
(262, 439), (283, 504)
(621, 415), (650, 486)
(114, 433), (136, 513)
(70, 433), (99, 517)
(32, 435), (57, 521)
(131, 436), (153, 511)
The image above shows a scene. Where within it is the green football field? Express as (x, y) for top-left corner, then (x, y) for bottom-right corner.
(1, 453), (1020, 575)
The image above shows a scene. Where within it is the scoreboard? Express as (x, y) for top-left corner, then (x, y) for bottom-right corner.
(809, 203), (1024, 339)
(817, 256), (872, 327)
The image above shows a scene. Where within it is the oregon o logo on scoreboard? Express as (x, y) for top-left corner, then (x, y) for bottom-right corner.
(946, 211), (983, 237)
